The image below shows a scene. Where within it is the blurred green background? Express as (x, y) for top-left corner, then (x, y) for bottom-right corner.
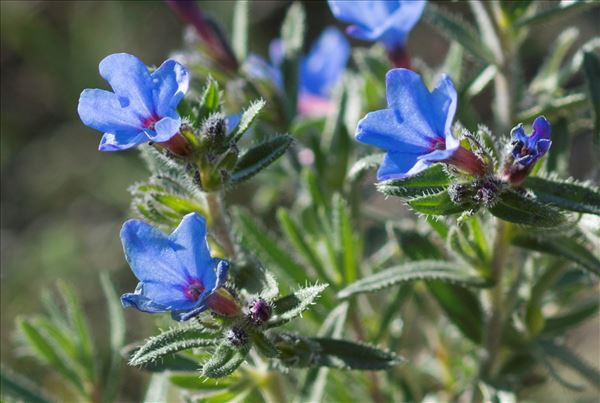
(1, 1), (598, 401)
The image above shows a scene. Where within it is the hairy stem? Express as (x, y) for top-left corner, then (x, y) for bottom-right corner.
(206, 192), (236, 258)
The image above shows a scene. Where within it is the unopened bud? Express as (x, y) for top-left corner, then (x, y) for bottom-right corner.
(205, 288), (241, 317)
(448, 183), (472, 205)
(227, 326), (248, 347)
(249, 298), (272, 325)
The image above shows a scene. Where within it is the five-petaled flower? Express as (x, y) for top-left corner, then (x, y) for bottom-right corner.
(502, 116), (552, 185)
(78, 53), (189, 152)
(356, 68), (485, 180)
(327, 0), (425, 67)
(244, 27), (350, 117)
(120, 212), (238, 321)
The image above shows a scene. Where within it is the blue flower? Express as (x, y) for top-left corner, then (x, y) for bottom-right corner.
(509, 116), (552, 167)
(78, 53), (189, 152)
(244, 27), (349, 116)
(298, 27), (350, 116)
(356, 68), (484, 180)
(327, 0), (426, 51)
(120, 213), (230, 321)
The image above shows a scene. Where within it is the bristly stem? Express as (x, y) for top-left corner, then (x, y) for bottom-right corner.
(206, 192), (236, 258)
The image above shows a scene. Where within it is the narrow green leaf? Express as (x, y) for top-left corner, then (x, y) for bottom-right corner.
(544, 300), (599, 335)
(539, 340), (600, 388)
(169, 373), (239, 391)
(57, 281), (97, 382)
(0, 365), (51, 403)
(151, 193), (207, 217)
(523, 176), (600, 215)
(468, 0), (502, 63)
(268, 284), (328, 328)
(583, 50), (600, 140)
(298, 303), (349, 403)
(517, 92), (587, 122)
(130, 325), (219, 367)
(530, 28), (579, 94)
(338, 261), (489, 299)
(17, 318), (85, 393)
(545, 118), (570, 174)
(280, 2), (305, 117)
(514, 1), (596, 27)
(100, 273), (125, 403)
(376, 165), (452, 198)
(427, 282), (483, 344)
(250, 330), (279, 358)
(347, 153), (384, 182)
(231, 135), (293, 184)
(232, 1), (248, 62)
(202, 341), (250, 378)
(424, 3), (497, 65)
(489, 190), (567, 228)
(232, 208), (308, 286)
(276, 208), (333, 285)
(333, 194), (359, 283)
(143, 373), (169, 403)
(408, 190), (476, 216)
(229, 99), (265, 142)
(511, 233), (600, 277)
(391, 227), (444, 260)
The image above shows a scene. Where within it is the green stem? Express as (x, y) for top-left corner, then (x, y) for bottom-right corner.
(206, 192), (236, 258)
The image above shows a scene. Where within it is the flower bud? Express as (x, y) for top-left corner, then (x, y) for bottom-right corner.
(473, 178), (501, 206)
(201, 115), (227, 149)
(448, 183), (472, 205)
(227, 326), (248, 347)
(157, 132), (193, 157)
(249, 298), (272, 325)
(205, 288), (241, 317)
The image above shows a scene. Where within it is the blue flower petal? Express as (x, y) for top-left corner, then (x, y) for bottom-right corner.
(120, 219), (188, 286)
(99, 53), (155, 119)
(532, 115), (551, 141)
(536, 138), (552, 156)
(150, 115), (181, 142)
(172, 303), (208, 321)
(385, 69), (445, 143)
(121, 283), (170, 313)
(356, 109), (433, 152)
(151, 59), (190, 118)
(419, 148), (457, 162)
(377, 151), (430, 180)
(431, 74), (458, 139)
(78, 89), (143, 133)
(300, 27), (350, 98)
(99, 130), (148, 152)
(169, 213), (216, 289)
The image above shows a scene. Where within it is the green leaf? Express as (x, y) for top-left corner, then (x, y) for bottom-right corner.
(333, 194), (359, 283)
(199, 78), (221, 121)
(347, 153), (384, 183)
(273, 333), (403, 370)
(545, 118), (570, 174)
(530, 28), (579, 94)
(408, 190), (476, 216)
(424, 3), (497, 65)
(229, 99), (266, 143)
(232, 0), (248, 62)
(143, 373), (169, 403)
(538, 340), (600, 388)
(130, 325), (219, 367)
(230, 135), (293, 184)
(250, 330), (279, 358)
(0, 365), (51, 403)
(17, 318), (85, 393)
(57, 281), (97, 382)
(511, 233), (600, 277)
(427, 282), (483, 344)
(169, 373), (240, 391)
(202, 341), (250, 378)
(338, 261), (489, 299)
(232, 261), (279, 300)
(298, 303), (348, 403)
(523, 176), (600, 215)
(276, 208), (332, 285)
(376, 165), (452, 198)
(268, 284), (328, 328)
(122, 344), (199, 373)
(233, 208), (308, 286)
(514, 0), (597, 27)
(489, 190), (567, 228)
(517, 92), (587, 122)
(280, 2), (305, 117)
(151, 193), (208, 217)
(544, 300), (599, 335)
(100, 273), (125, 403)
(583, 50), (600, 140)
(391, 227), (444, 260)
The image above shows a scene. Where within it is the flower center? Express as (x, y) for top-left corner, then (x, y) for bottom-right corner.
(143, 115), (160, 129)
(431, 137), (446, 151)
(184, 280), (205, 301)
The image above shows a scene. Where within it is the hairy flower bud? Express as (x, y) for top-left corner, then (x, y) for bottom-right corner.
(227, 326), (248, 347)
(202, 115), (227, 147)
(249, 298), (272, 325)
(448, 183), (472, 205)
